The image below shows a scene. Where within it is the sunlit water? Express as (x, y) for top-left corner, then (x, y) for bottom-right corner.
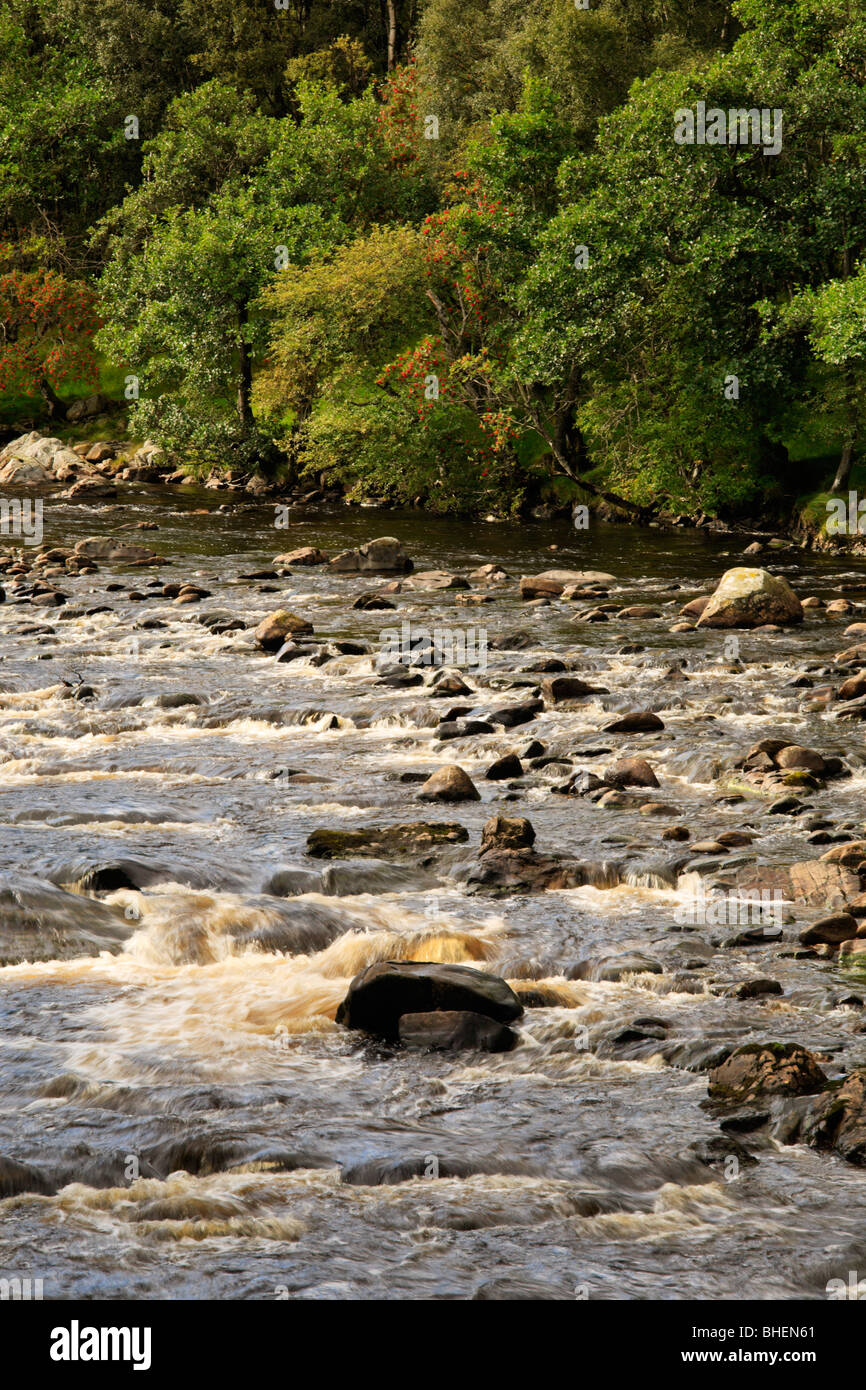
(1, 488), (866, 1299)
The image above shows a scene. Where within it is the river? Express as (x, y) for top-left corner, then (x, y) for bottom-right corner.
(1, 489), (866, 1300)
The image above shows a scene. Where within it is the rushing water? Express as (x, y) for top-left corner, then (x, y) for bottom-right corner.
(2, 489), (866, 1300)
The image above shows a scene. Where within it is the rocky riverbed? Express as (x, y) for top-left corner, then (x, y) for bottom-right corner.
(3, 480), (866, 1300)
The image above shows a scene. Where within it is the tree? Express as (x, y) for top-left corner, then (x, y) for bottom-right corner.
(0, 243), (100, 416)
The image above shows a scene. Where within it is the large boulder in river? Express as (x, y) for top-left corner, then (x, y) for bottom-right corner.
(329, 536), (413, 574)
(254, 610), (314, 649)
(696, 568), (803, 629)
(418, 765), (480, 802)
(707, 1043), (827, 1103)
(336, 960), (523, 1040)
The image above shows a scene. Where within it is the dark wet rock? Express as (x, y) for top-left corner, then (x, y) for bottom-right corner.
(321, 860), (438, 895)
(418, 765), (480, 802)
(225, 900), (356, 957)
(154, 691), (206, 709)
(724, 924), (784, 947)
(0, 1154), (54, 1197)
(262, 867), (323, 897)
(602, 711), (665, 733)
(253, 610), (314, 649)
(330, 536), (412, 574)
(683, 1135), (758, 1170)
(707, 1044), (827, 1104)
(768, 796), (807, 816)
(487, 630), (535, 651)
(511, 983), (571, 1008)
(605, 756), (659, 788)
(464, 848), (584, 893)
(554, 770), (606, 798)
(487, 699), (544, 728)
(799, 913), (860, 946)
(591, 952), (664, 982)
(352, 592), (396, 610)
(662, 825), (691, 841)
(697, 568), (803, 629)
(727, 978), (784, 999)
(485, 752), (523, 780)
(335, 960), (523, 1041)
(541, 675), (607, 702)
(785, 1068), (866, 1165)
(430, 672), (473, 697)
(306, 823), (468, 860)
(480, 815), (536, 852)
(398, 1009), (518, 1052)
(436, 718), (495, 740)
(54, 857), (175, 892)
(0, 875), (136, 965)
(378, 663), (424, 687)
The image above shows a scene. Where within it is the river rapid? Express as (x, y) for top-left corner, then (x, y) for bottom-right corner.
(2, 489), (866, 1301)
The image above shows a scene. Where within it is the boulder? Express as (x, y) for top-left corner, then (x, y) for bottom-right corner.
(788, 860), (860, 911)
(605, 756), (659, 788)
(329, 536), (413, 574)
(480, 815), (536, 852)
(696, 568), (803, 629)
(253, 610), (314, 650)
(519, 569), (615, 599)
(418, 765), (480, 802)
(798, 913), (859, 946)
(335, 960), (523, 1040)
(398, 1010), (518, 1052)
(707, 1044), (827, 1103)
(790, 1069), (866, 1165)
(602, 711), (665, 733)
(484, 753), (523, 781)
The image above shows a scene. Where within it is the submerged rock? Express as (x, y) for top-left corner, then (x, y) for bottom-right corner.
(306, 823), (468, 860)
(0, 875), (136, 965)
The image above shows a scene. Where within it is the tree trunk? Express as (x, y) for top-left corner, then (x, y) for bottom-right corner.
(386, 0), (398, 71)
(833, 441), (854, 493)
(38, 376), (68, 421)
(237, 305), (253, 429)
